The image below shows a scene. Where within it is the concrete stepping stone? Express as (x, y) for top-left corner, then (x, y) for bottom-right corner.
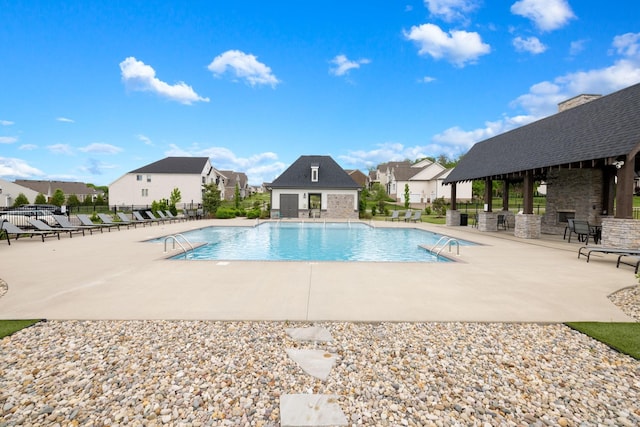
(285, 326), (333, 342)
(285, 349), (337, 381)
(280, 394), (348, 427)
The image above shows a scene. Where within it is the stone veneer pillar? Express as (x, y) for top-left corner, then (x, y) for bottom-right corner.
(478, 212), (498, 232)
(446, 210), (461, 226)
(601, 218), (640, 248)
(514, 214), (541, 239)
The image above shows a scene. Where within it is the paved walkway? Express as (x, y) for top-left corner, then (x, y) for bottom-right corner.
(0, 218), (636, 322)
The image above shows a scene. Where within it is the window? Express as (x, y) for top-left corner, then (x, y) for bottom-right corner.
(136, 175), (142, 181)
(202, 176), (205, 184)
(147, 175), (151, 182)
(141, 189), (148, 197)
(311, 164), (319, 182)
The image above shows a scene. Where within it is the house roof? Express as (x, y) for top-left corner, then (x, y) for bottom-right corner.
(269, 155), (361, 189)
(14, 180), (102, 196)
(444, 82), (640, 184)
(130, 157), (210, 174)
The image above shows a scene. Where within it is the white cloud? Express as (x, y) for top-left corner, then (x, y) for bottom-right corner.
(0, 157), (45, 179)
(420, 76), (437, 83)
(511, 0), (575, 32)
(329, 54), (371, 76)
(47, 144), (74, 155)
(423, 0), (479, 23)
(119, 56), (210, 104)
(78, 143), (123, 154)
(569, 39), (587, 56)
(56, 117), (75, 123)
(137, 134), (153, 146)
(165, 144), (285, 185)
(612, 32), (640, 57)
(513, 36), (547, 54)
(19, 144), (37, 151)
(79, 158), (117, 175)
(404, 23), (490, 67)
(208, 50), (280, 87)
(0, 136), (17, 144)
(0, 120), (14, 126)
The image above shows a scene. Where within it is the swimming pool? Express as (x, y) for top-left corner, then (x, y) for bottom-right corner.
(162, 222), (474, 262)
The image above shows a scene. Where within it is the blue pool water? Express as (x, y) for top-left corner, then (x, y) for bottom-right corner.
(162, 222), (474, 262)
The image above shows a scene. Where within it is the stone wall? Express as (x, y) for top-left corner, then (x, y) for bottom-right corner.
(325, 194), (358, 219)
(542, 169), (603, 235)
(601, 218), (640, 248)
(514, 214), (541, 239)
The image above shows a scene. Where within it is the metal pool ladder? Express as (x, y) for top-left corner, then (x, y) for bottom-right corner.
(164, 233), (195, 256)
(429, 236), (460, 256)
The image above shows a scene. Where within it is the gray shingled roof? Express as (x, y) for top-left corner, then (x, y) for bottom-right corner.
(269, 155), (361, 189)
(130, 157), (210, 174)
(444, 82), (640, 184)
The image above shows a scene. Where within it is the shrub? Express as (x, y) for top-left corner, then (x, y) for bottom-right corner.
(215, 207), (236, 219)
(246, 208), (261, 219)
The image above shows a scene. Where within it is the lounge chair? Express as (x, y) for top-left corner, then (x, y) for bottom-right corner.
(570, 220), (599, 244)
(386, 211), (400, 221)
(97, 213), (126, 230)
(0, 219), (60, 245)
(27, 217), (85, 238)
(117, 212), (145, 228)
(76, 214), (117, 232)
(53, 214), (100, 235)
(616, 254), (640, 273)
(164, 210), (185, 221)
(156, 211), (175, 223)
(402, 211), (413, 222)
(578, 245), (640, 262)
(409, 211), (422, 223)
(146, 211), (168, 223)
(133, 211), (158, 225)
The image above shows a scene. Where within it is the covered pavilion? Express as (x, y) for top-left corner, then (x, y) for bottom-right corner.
(443, 82), (640, 247)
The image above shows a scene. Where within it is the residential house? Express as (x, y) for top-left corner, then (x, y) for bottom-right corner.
(268, 155), (361, 219)
(109, 157), (226, 209)
(220, 170), (250, 201)
(0, 178), (39, 207)
(14, 180), (103, 204)
(373, 159), (472, 205)
(344, 169), (369, 188)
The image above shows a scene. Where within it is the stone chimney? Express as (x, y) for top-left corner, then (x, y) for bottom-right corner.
(558, 94), (601, 112)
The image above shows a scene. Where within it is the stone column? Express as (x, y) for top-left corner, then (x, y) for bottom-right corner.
(446, 210), (461, 227)
(514, 214), (541, 239)
(601, 217), (640, 248)
(478, 211), (498, 232)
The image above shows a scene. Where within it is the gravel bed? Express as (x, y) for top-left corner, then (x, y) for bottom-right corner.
(1, 319), (639, 427)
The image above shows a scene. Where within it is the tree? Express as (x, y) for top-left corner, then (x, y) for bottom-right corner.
(169, 188), (182, 206)
(35, 193), (47, 204)
(12, 193), (29, 207)
(66, 194), (80, 208)
(234, 183), (241, 210)
(371, 183), (389, 215)
(404, 183), (410, 209)
(202, 182), (221, 217)
(94, 194), (105, 205)
(51, 189), (65, 207)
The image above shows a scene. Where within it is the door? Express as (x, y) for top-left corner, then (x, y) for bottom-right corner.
(279, 194), (299, 218)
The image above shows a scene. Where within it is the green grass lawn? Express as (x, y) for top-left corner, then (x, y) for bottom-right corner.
(566, 322), (640, 359)
(0, 319), (41, 338)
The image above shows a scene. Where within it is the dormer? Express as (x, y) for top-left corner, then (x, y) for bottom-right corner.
(311, 163), (319, 182)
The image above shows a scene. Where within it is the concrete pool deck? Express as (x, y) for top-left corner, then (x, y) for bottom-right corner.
(0, 218), (636, 322)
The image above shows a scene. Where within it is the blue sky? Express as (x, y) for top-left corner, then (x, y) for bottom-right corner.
(1, 0), (640, 187)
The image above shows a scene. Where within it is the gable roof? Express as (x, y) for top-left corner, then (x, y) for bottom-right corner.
(269, 155), (360, 189)
(14, 180), (102, 196)
(130, 157), (210, 174)
(444, 82), (640, 184)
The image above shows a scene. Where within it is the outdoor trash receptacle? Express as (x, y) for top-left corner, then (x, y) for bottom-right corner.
(460, 213), (468, 226)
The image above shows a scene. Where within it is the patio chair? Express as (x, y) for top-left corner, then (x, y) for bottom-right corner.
(570, 220), (599, 244)
(76, 214), (117, 232)
(133, 211), (158, 225)
(497, 214), (508, 230)
(164, 210), (185, 221)
(27, 217), (85, 238)
(616, 254), (640, 273)
(0, 219), (60, 245)
(156, 211), (176, 223)
(409, 211), (422, 223)
(97, 213), (126, 230)
(54, 214), (100, 235)
(578, 245), (640, 262)
(386, 211), (400, 221)
(145, 211), (168, 223)
(402, 211), (413, 222)
(563, 218), (576, 240)
(117, 212), (145, 228)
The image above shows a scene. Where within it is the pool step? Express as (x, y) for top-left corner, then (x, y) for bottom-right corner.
(280, 327), (348, 427)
